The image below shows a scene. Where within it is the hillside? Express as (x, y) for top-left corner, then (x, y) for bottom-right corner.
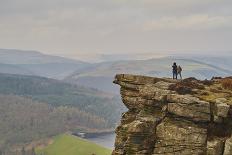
(0, 73), (125, 129)
(0, 49), (90, 79)
(0, 63), (35, 75)
(65, 57), (232, 93)
(36, 134), (111, 155)
(18, 63), (88, 80)
(190, 56), (232, 72)
(0, 95), (111, 153)
(0, 49), (86, 64)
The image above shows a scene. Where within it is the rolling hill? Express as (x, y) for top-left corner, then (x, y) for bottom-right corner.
(65, 57), (232, 93)
(0, 49), (90, 79)
(190, 56), (232, 73)
(0, 63), (35, 75)
(36, 134), (111, 155)
(0, 49), (85, 64)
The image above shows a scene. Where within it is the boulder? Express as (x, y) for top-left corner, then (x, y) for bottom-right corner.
(139, 84), (170, 101)
(153, 118), (207, 155)
(215, 99), (230, 118)
(213, 115), (223, 123)
(167, 95), (211, 122)
(207, 139), (224, 155)
(224, 137), (232, 155)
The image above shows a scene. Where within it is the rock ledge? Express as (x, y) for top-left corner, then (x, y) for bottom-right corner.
(112, 74), (232, 155)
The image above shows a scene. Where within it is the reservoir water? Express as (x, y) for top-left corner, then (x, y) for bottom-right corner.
(85, 133), (116, 149)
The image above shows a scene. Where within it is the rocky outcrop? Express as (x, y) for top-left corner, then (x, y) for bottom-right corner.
(112, 74), (232, 155)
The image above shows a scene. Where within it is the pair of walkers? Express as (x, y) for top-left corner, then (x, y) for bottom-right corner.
(172, 62), (182, 80)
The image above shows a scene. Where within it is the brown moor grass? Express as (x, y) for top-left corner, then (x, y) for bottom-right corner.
(221, 78), (232, 90)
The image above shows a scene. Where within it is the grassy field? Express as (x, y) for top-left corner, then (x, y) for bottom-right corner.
(36, 134), (112, 155)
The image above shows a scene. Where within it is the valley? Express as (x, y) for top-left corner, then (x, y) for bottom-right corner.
(0, 49), (231, 154)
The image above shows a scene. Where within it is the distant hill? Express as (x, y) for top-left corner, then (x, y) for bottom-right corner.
(65, 57), (232, 93)
(17, 63), (87, 79)
(190, 56), (232, 73)
(0, 49), (86, 64)
(0, 63), (35, 75)
(0, 73), (125, 129)
(0, 49), (90, 79)
(36, 134), (111, 155)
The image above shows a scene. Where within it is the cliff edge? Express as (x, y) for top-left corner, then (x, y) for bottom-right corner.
(112, 74), (232, 155)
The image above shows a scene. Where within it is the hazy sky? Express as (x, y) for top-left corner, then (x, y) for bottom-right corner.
(0, 0), (231, 57)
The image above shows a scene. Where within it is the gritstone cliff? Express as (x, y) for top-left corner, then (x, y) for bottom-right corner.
(112, 74), (232, 155)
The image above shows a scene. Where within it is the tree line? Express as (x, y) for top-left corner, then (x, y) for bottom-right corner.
(0, 95), (109, 154)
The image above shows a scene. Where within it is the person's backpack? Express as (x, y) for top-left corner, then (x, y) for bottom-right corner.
(178, 66), (182, 72)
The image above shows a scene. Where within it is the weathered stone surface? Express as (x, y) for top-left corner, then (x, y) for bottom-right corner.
(216, 103), (230, 118)
(113, 117), (160, 155)
(167, 94), (200, 104)
(114, 74), (156, 85)
(121, 88), (139, 97)
(117, 81), (140, 90)
(139, 84), (170, 101)
(213, 115), (223, 123)
(207, 139), (224, 155)
(153, 118), (207, 155)
(121, 111), (136, 124)
(224, 137), (232, 155)
(216, 98), (227, 103)
(122, 96), (148, 110)
(215, 101), (230, 118)
(167, 94), (211, 122)
(153, 81), (174, 90)
(112, 74), (232, 155)
(167, 101), (211, 122)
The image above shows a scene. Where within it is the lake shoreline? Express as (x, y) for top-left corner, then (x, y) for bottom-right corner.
(72, 132), (116, 149)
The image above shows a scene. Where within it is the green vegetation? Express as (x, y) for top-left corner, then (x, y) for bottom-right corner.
(0, 95), (109, 152)
(36, 134), (112, 155)
(0, 73), (125, 153)
(0, 73), (124, 128)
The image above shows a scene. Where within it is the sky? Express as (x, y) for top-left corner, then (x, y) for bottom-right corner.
(0, 0), (231, 58)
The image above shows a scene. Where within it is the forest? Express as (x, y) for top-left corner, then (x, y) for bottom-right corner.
(0, 73), (125, 154)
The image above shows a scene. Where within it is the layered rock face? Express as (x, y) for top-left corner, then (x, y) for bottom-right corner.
(112, 74), (232, 155)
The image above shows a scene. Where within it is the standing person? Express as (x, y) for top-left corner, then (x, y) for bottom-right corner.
(177, 65), (182, 80)
(172, 62), (177, 79)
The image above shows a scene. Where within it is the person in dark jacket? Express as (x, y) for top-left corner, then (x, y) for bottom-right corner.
(172, 62), (177, 79)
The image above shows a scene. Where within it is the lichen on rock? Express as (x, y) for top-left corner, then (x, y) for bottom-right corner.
(112, 74), (232, 155)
